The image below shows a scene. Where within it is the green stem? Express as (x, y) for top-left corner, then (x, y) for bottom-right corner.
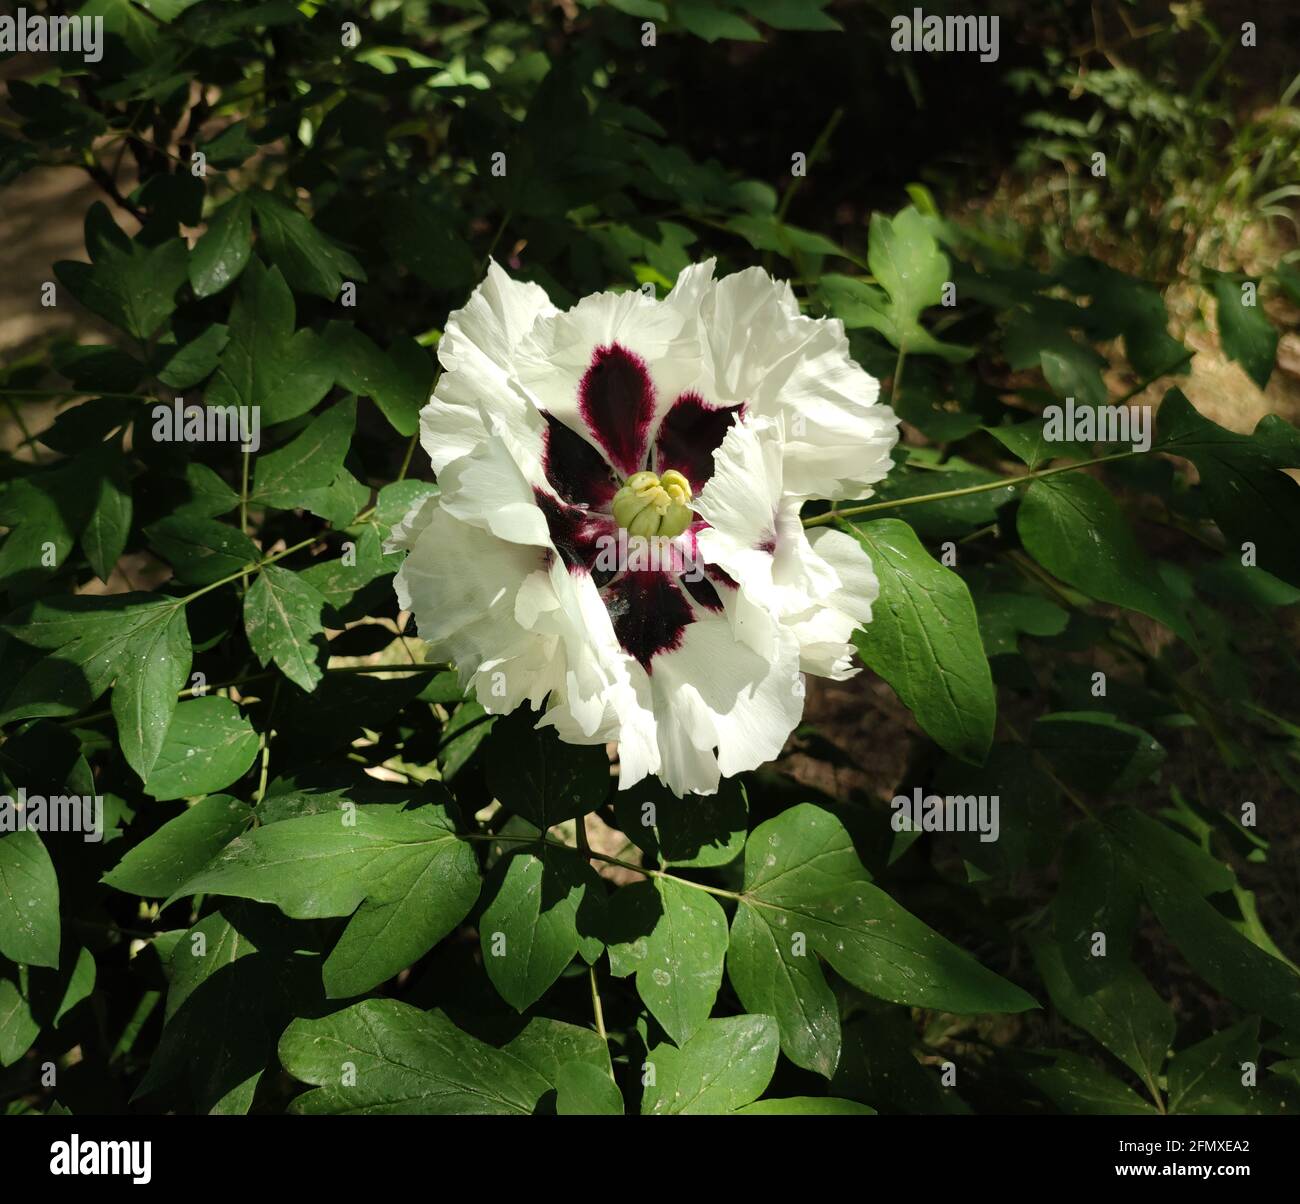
(481, 210), (512, 272)
(396, 431), (419, 482)
(803, 449), (1140, 528)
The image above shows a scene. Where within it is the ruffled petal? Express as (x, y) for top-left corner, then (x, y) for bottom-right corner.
(690, 267), (898, 500)
(644, 617), (804, 795)
(423, 260), (557, 475)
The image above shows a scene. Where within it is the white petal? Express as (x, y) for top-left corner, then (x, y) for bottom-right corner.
(644, 617), (804, 796)
(423, 261), (557, 475)
(691, 267), (898, 500)
(512, 285), (700, 460)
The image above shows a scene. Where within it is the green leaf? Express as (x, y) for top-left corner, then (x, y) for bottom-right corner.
(112, 605), (192, 783)
(299, 469), (370, 528)
(1053, 819), (1142, 982)
(728, 804), (1034, 1077)
(822, 207), (971, 359)
(136, 903), (324, 1114)
(104, 794), (251, 896)
(988, 416), (1091, 470)
(1155, 390), (1300, 586)
(251, 398), (356, 508)
(675, 3), (762, 43)
(607, 877), (728, 1046)
(375, 479), (440, 531)
(1, 594), (178, 719)
(1056, 256), (1188, 380)
(0, 945), (95, 1067)
(1106, 810), (1300, 1030)
(144, 698), (259, 801)
(205, 260), (334, 426)
(1018, 474), (1191, 640)
(299, 524), (394, 611)
(821, 274), (971, 362)
(171, 800), (481, 998)
(1032, 936), (1171, 1090)
(1167, 1019), (1261, 1115)
(642, 1014), (779, 1114)
(975, 590), (1068, 656)
(1004, 310), (1108, 407)
(189, 193), (253, 298)
(847, 518), (996, 764)
(0, 975), (40, 1067)
(0, 832), (60, 968)
(439, 700), (496, 779)
(735, 1096), (875, 1115)
(480, 843), (605, 1012)
(740, 0), (841, 32)
(280, 999), (549, 1114)
(82, 453), (132, 582)
(1213, 275), (1277, 390)
(145, 516), (259, 585)
(155, 323), (229, 389)
(1031, 712), (1165, 793)
(250, 191), (366, 301)
(490, 1015), (613, 1090)
(485, 710), (610, 830)
(175, 463), (239, 519)
(243, 565), (327, 693)
(556, 1062), (624, 1115)
(612, 776), (747, 868)
(54, 204), (187, 339)
(932, 744), (1062, 877)
(1019, 1049), (1160, 1115)
(325, 324), (430, 437)
(868, 207), (948, 332)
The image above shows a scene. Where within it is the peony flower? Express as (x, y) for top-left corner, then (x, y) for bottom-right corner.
(389, 261), (899, 795)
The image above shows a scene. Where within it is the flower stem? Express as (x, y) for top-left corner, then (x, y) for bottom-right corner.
(801, 448), (1139, 529)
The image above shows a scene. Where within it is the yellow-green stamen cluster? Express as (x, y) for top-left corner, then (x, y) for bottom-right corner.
(611, 469), (693, 538)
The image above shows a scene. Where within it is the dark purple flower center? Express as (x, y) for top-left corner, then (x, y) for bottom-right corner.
(536, 341), (744, 670)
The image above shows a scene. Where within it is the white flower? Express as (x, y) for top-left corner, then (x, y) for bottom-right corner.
(390, 260), (899, 796)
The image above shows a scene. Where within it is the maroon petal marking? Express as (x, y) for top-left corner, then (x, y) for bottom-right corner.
(653, 391), (743, 489)
(543, 412), (618, 509)
(578, 343), (657, 477)
(534, 488), (616, 579)
(681, 571), (724, 612)
(708, 564), (739, 592)
(602, 569), (694, 671)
